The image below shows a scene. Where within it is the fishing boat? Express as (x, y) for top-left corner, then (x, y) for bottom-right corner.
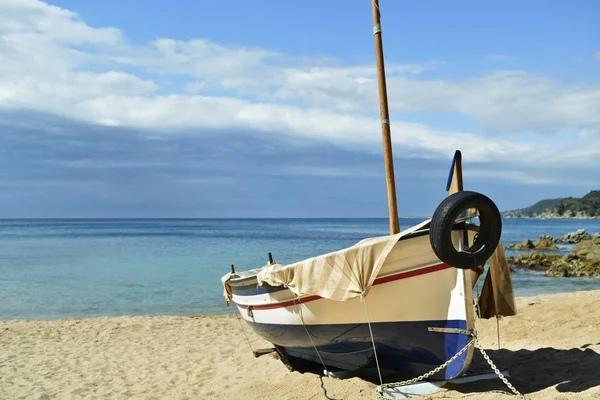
(221, 0), (516, 384)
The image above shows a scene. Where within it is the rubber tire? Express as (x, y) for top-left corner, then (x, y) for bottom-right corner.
(429, 191), (502, 270)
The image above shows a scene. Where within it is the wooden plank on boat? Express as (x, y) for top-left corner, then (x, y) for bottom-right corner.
(427, 327), (472, 336)
(252, 348), (277, 358)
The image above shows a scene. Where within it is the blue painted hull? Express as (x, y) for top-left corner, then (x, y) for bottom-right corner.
(246, 318), (470, 380)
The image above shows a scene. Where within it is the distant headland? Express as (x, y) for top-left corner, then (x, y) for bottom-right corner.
(502, 190), (600, 219)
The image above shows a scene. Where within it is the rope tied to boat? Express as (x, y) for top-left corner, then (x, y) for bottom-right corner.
(234, 313), (256, 354)
(360, 293), (384, 387)
(292, 296), (330, 377)
(375, 331), (528, 399)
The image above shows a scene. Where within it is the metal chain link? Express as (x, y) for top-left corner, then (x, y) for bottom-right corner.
(473, 336), (528, 400)
(376, 333), (528, 400)
(377, 337), (475, 397)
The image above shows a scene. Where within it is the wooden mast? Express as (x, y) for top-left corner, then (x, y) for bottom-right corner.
(371, 0), (400, 234)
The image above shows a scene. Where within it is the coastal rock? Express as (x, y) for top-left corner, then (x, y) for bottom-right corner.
(532, 237), (559, 250)
(554, 229), (592, 244)
(507, 251), (561, 271)
(539, 234), (556, 241)
(507, 239), (535, 250)
(572, 234), (600, 260)
(506, 237), (558, 250)
(546, 254), (600, 278)
(508, 234), (600, 278)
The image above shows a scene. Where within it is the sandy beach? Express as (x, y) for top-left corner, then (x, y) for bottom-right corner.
(1, 290), (599, 400)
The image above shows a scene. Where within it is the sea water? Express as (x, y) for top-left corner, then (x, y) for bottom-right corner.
(1, 218), (599, 320)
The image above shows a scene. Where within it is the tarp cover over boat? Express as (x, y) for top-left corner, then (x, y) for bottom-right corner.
(221, 219), (433, 304)
(254, 232), (403, 301)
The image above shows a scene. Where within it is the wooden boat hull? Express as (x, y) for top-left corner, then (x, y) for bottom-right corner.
(228, 230), (482, 380)
(248, 318), (470, 378)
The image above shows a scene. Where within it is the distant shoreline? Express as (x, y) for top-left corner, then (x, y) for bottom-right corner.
(501, 190), (600, 220)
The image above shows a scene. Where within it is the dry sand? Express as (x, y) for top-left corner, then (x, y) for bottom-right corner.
(1, 290), (599, 400)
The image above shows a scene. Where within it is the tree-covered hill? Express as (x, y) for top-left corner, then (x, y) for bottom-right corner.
(502, 191), (600, 219)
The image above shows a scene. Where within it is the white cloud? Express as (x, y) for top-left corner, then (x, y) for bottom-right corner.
(272, 69), (600, 132)
(0, 0), (121, 45)
(0, 0), (599, 178)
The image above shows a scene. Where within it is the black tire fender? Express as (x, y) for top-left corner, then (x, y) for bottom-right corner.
(429, 191), (502, 270)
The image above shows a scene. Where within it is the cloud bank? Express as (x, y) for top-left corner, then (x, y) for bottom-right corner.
(0, 0), (598, 217)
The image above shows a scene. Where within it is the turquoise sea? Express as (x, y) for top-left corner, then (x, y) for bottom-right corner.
(1, 218), (599, 320)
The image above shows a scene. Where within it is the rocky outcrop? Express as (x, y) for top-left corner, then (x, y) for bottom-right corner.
(507, 251), (562, 271)
(507, 239), (535, 250)
(573, 233), (600, 259)
(532, 237), (559, 250)
(546, 254), (600, 278)
(508, 233), (600, 278)
(507, 237), (558, 250)
(525, 230), (592, 244)
(554, 229), (592, 244)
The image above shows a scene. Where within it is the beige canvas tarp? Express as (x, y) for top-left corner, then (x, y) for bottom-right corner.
(220, 219), (432, 304)
(220, 272), (235, 306)
(255, 232), (403, 301)
(477, 240), (517, 318)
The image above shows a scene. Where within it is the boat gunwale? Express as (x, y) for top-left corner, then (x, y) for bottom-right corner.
(232, 262), (455, 311)
(226, 223), (480, 288)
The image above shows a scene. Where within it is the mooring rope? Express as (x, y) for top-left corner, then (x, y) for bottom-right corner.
(292, 296), (329, 375)
(496, 315), (502, 350)
(235, 313), (255, 354)
(361, 294), (384, 387)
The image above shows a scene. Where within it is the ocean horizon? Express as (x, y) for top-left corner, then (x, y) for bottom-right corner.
(1, 217), (599, 321)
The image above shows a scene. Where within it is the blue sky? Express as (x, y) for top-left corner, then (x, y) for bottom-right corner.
(0, 0), (599, 218)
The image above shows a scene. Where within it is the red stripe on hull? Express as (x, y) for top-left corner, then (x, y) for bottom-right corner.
(236, 262), (454, 311)
(372, 263), (451, 285)
(237, 295), (321, 311)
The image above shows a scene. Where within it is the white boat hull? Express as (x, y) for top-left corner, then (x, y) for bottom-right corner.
(227, 229), (483, 379)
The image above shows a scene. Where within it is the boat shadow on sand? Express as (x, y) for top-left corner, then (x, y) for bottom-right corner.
(281, 343), (600, 397)
(444, 344), (600, 396)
